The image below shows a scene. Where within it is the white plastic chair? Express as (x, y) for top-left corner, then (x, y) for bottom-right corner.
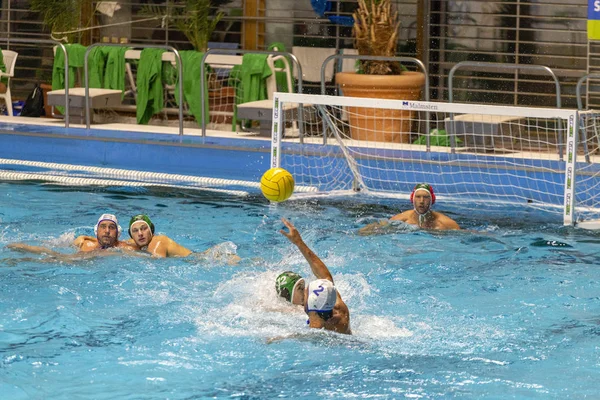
(0, 50), (18, 116)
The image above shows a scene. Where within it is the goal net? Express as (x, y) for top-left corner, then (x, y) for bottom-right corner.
(269, 92), (594, 226)
(572, 110), (600, 228)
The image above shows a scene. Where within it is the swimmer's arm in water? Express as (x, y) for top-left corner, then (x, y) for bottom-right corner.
(280, 217), (333, 282)
(191, 241), (241, 265)
(266, 330), (343, 344)
(196, 252), (241, 265)
(435, 213), (460, 230)
(6, 243), (62, 256)
(266, 332), (310, 344)
(357, 219), (392, 236)
(140, 235), (192, 258)
(52, 246), (150, 262)
(165, 237), (193, 257)
(5, 248), (120, 265)
(358, 211), (411, 236)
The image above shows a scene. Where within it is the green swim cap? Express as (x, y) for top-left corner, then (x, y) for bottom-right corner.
(276, 271), (304, 302)
(128, 214), (155, 237)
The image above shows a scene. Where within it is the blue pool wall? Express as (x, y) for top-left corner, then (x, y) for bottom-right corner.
(2, 121), (598, 207)
(0, 123), (271, 182)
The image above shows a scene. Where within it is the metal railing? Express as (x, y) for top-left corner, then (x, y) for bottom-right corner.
(448, 62), (562, 108)
(576, 73), (600, 162)
(84, 43), (184, 135)
(448, 61), (563, 157)
(199, 48), (305, 139)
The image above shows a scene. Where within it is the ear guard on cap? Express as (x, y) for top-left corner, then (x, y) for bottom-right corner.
(128, 214), (155, 238)
(94, 213), (122, 238)
(410, 183), (436, 205)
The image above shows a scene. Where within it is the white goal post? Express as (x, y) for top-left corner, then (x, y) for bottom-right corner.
(267, 92), (600, 227)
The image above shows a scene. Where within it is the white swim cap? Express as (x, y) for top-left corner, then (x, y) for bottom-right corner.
(94, 213), (122, 237)
(306, 279), (337, 312)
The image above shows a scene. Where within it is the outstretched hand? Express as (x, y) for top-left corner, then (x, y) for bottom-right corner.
(6, 243), (59, 256)
(279, 217), (303, 245)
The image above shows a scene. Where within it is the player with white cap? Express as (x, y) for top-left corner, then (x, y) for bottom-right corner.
(73, 213), (134, 252)
(8, 213), (135, 257)
(275, 218), (351, 334)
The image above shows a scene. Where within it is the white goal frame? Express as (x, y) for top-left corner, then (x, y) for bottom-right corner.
(270, 92), (580, 226)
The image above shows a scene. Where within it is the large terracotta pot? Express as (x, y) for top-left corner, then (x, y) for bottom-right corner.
(335, 71), (425, 143)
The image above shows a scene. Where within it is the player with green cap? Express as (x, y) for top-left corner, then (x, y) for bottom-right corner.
(127, 214), (240, 263)
(275, 218), (351, 335)
(127, 214), (192, 257)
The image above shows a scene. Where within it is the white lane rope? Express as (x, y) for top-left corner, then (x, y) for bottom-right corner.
(0, 158), (319, 193)
(0, 171), (250, 196)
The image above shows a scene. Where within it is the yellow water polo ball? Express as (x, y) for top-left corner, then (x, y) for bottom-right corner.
(260, 168), (295, 202)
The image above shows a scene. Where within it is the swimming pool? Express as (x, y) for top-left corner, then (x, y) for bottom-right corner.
(1, 181), (599, 398)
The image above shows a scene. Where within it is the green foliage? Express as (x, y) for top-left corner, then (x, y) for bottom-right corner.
(353, 0), (402, 75)
(141, 0), (225, 52)
(30, 0), (94, 43)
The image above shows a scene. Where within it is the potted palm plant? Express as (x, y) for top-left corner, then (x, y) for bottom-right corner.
(336, 0), (425, 143)
(30, 0), (95, 44)
(140, 0), (228, 53)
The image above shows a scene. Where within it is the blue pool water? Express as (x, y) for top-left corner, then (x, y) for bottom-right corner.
(1, 182), (600, 398)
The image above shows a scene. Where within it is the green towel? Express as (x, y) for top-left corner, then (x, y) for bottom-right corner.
(173, 50), (209, 128)
(136, 48), (165, 125)
(413, 129), (462, 147)
(268, 42), (294, 93)
(88, 46), (106, 89)
(103, 46), (127, 97)
(52, 43), (87, 90)
(0, 51), (6, 86)
(232, 53), (271, 128)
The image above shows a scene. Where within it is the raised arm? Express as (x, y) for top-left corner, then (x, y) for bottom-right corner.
(279, 218), (333, 282)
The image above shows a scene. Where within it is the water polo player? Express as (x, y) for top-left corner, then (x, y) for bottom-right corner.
(127, 214), (193, 258)
(275, 217), (351, 335)
(359, 183), (460, 234)
(389, 183), (460, 229)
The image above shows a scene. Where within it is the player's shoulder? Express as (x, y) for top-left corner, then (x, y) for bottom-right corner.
(390, 210), (411, 220)
(74, 235), (95, 246)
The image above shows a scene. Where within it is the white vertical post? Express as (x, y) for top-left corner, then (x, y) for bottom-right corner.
(563, 111), (578, 226)
(270, 94), (283, 169)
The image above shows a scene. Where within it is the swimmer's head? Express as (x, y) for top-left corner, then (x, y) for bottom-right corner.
(410, 183), (435, 215)
(305, 279), (337, 316)
(128, 214), (155, 248)
(275, 271), (305, 305)
(410, 183), (436, 205)
(94, 213), (122, 248)
(128, 214), (155, 236)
